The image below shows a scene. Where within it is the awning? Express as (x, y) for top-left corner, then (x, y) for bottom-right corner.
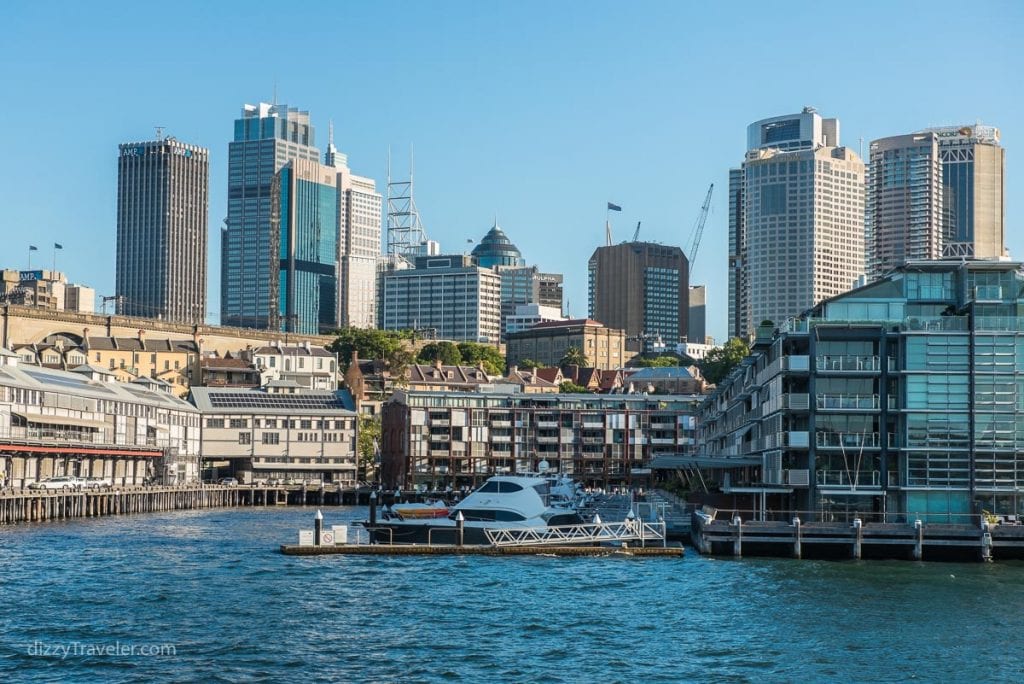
(13, 412), (109, 430)
(731, 423), (756, 440)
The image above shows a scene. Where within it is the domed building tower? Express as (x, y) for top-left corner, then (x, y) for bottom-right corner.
(471, 222), (525, 268)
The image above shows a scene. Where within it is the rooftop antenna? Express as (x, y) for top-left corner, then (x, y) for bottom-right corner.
(155, 126), (165, 141)
(329, 119), (334, 147)
(272, 80), (278, 105)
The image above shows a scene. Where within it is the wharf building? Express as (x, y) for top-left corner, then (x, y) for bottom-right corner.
(380, 390), (700, 490)
(867, 124), (1005, 280)
(728, 108), (865, 340)
(117, 137), (209, 324)
(471, 222), (564, 339)
(505, 318), (627, 370)
(188, 386), (358, 487)
(698, 258), (1024, 521)
(0, 349), (201, 488)
(378, 254), (501, 343)
(588, 241), (689, 352)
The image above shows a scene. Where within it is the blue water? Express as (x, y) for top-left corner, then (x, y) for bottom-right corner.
(1, 508), (1023, 683)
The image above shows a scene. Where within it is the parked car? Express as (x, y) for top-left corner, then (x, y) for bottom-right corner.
(28, 476), (83, 491)
(251, 477), (268, 486)
(218, 477), (239, 486)
(83, 477), (113, 489)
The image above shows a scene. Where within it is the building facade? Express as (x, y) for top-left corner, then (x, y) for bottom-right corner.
(381, 390), (700, 489)
(729, 108), (864, 339)
(335, 159), (382, 329)
(688, 285), (707, 343)
(117, 138), (209, 323)
(379, 255), (501, 343)
(505, 319), (627, 370)
(252, 342), (338, 391)
(471, 223), (524, 268)
(0, 351), (201, 487)
(189, 386), (358, 486)
(504, 303), (566, 337)
(497, 266), (564, 339)
(222, 103), (320, 329)
(699, 259), (1024, 521)
(588, 242), (689, 351)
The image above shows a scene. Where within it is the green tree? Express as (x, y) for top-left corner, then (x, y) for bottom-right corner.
(457, 341), (505, 375)
(387, 349), (415, 386)
(329, 327), (409, 371)
(417, 341), (462, 366)
(559, 346), (589, 368)
(634, 355), (680, 368)
(518, 358), (546, 370)
(700, 337), (750, 385)
(559, 380), (589, 393)
(357, 414), (381, 481)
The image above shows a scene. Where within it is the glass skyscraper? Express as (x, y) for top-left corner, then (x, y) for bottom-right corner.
(222, 103), (320, 329)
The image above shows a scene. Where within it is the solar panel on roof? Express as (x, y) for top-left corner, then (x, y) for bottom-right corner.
(206, 393), (348, 410)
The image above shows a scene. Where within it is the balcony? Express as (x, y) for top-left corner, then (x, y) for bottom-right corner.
(815, 394), (880, 411)
(815, 432), (883, 449)
(786, 431), (809, 448)
(490, 420), (511, 428)
(815, 355), (883, 373)
(536, 420), (558, 429)
(650, 437), (677, 445)
(536, 436), (559, 444)
(785, 469), (809, 486)
(816, 469), (882, 488)
(429, 419), (450, 427)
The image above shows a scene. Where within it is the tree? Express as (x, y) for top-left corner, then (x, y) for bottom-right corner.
(387, 349), (415, 386)
(357, 414), (381, 481)
(456, 342), (506, 375)
(417, 341), (462, 366)
(559, 346), (589, 368)
(518, 359), (546, 370)
(634, 355), (680, 368)
(559, 380), (589, 393)
(329, 327), (409, 372)
(700, 337), (750, 385)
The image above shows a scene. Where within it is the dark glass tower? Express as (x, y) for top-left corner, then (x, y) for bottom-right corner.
(471, 223), (524, 268)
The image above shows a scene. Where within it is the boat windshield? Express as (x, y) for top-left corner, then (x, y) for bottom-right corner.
(476, 481), (524, 494)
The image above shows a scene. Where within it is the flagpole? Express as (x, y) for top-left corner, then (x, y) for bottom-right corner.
(28, 246), (32, 271)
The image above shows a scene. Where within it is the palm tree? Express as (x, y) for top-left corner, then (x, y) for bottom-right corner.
(559, 346), (588, 368)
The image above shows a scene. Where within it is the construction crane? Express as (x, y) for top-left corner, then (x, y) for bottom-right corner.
(686, 183), (714, 272)
(632, 221), (642, 242)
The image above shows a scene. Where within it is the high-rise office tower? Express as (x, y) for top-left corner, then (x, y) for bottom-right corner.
(222, 103), (320, 329)
(866, 125), (1004, 280)
(866, 132), (945, 280)
(271, 158), (338, 334)
(728, 108), (865, 338)
(588, 242), (689, 351)
(329, 129), (382, 329)
(116, 137), (209, 323)
(928, 124), (1005, 260)
(688, 285), (706, 344)
(471, 223), (525, 268)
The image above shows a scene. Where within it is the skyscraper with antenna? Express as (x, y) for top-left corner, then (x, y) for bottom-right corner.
(385, 147), (430, 262)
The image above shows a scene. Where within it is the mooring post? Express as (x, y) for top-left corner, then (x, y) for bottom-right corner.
(314, 509), (323, 546)
(369, 491), (377, 528)
(913, 519), (923, 560)
(981, 520), (993, 562)
(732, 514), (742, 557)
(792, 516), (802, 559)
(852, 518), (863, 560)
(456, 510), (465, 547)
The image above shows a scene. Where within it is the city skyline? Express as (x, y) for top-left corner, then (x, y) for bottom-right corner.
(1, 1), (1022, 344)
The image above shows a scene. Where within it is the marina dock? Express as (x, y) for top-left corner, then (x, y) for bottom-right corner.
(280, 543), (684, 557)
(692, 510), (1024, 562)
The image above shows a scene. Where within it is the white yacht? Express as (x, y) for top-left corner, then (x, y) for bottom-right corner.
(365, 474), (585, 545)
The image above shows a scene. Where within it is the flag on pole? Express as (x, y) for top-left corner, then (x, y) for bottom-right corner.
(607, 202), (622, 212)
(29, 245), (38, 251)
(54, 243), (63, 250)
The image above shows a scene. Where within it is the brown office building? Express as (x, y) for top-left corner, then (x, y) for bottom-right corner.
(588, 242), (688, 351)
(505, 319), (626, 370)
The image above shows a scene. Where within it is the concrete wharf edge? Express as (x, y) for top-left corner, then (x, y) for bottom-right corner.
(280, 543), (684, 557)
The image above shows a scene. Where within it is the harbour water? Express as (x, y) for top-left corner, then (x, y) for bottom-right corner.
(2, 507), (1023, 682)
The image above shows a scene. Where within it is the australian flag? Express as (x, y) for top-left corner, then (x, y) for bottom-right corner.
(607, 202), (622, 212)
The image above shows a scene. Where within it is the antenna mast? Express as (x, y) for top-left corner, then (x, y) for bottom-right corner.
(386, 145), (429, 262)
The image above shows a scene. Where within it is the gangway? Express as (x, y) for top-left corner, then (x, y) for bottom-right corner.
(484, 519), (666, 547)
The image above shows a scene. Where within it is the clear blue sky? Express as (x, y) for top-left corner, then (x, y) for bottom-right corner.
(2, 0), (1021, 342)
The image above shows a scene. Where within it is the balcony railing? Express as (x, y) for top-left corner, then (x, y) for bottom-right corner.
(815, 394), (880, 411)
(815, 355), (886, 372)
(815, 432), (895, 449)
(816, 469), (882, 488)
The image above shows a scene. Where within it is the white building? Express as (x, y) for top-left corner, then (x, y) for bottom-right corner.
(504, 303), (566, 336)
(252, 342), (338, 391)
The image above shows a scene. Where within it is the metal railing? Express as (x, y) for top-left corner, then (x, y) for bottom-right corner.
(816, 469), (881, 487)
(484, 520), (666, 547)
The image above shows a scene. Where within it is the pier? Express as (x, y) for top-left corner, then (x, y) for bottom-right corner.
(0, 483), (373, 525)
(281, 543), (684, 557)
(691, 509), (1024, 562)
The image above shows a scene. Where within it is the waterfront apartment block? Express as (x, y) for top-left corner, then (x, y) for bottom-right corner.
(698, 258), (1024, 521)
(379, 255), (501, 343)
(0, 349), (201, 487)
(505, 318), (627, 370)
(381, 390), (700, 489)
(189, 386), (358, 487)
(588, 242), (689, 351)
(117, 137), (209, 323)
(729, 108), (864, 340)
